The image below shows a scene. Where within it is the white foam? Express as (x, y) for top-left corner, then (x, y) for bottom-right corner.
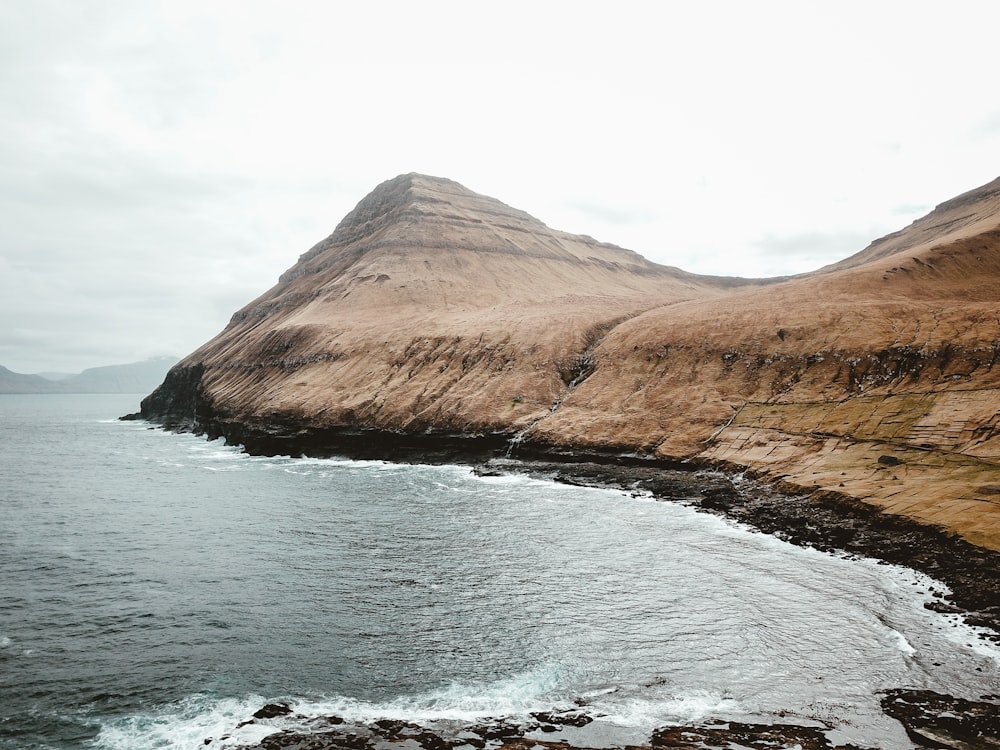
(91, 693), (277, 750)
(206, 450), (244, 460)
(290, 685), (742, 734)
(89, 666), (571, 749)
(888, 628), (917, 656)
(470, 471), (551, 487)
(938, 614), (1000, 662)
(297, 663), (569, 724)
(288, 456), (385, 468)
(874, 566), (1000, 664)
(583, 686), (743, 727)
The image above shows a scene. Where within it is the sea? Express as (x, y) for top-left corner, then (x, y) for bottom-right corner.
(1, 393), (998, 749)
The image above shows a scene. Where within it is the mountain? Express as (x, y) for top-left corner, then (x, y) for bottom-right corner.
(0, 365), (61, 393)
(36, 371), (74, 381)
(61, 356), (179, 393)
(143, 174), (762, 434)
(1, 357), (178, 394)
(140, 174), (1000, 553)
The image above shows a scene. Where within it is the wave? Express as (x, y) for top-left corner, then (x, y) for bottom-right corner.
(90, 693), (274, 750)
(887, 627), (917, 656)
(88, 665), (745, 750)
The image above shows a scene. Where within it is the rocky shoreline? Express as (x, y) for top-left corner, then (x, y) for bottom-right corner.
(122, 173), (1000, 749)
(490, 456), (1000, 641)
(124, 413), (1000, 641)
(217, 690), (1000, 750)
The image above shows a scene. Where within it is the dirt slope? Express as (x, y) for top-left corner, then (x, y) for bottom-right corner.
(531, 185), (1000, 550)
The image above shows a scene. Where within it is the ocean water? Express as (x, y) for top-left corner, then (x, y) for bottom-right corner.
(1, 393), (998, 749)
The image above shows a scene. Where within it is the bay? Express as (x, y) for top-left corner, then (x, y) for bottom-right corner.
(1, 394), (997, 749)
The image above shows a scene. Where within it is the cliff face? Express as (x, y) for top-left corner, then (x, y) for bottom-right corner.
(142, 173), (1000, 552)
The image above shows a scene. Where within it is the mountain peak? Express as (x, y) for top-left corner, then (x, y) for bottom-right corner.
(332, 173), (537, 241)
(338, 173), (544, 237)
(278, 174), (549, 283)
(275, 174), (679, 292)
(228, 173), (717, 331)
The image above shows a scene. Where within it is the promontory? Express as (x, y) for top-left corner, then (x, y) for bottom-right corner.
(139, 173), (1000, 556)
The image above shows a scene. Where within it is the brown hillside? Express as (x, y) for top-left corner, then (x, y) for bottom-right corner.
(533, 187), (1000, 550)
(159, 174), (751, 436)
(818, 175), (1000, 272)
(143, 173), (1000, 552)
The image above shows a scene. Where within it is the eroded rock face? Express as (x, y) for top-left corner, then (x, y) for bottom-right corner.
(880, 689), (1000, 749)
(140, 173), (1000, 552)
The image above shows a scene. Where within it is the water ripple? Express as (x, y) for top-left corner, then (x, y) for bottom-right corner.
(1, 395), (998, 750)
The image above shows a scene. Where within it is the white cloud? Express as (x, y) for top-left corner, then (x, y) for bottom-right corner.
(1, 0), (999, 372)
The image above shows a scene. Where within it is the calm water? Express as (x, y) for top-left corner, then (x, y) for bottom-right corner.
(1, 394), (997, 749)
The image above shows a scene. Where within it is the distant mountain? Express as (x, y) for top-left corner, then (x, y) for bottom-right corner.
(36, 371), (74, 381)
(0, 357), (178, 394)
(0, 366), (60, 394)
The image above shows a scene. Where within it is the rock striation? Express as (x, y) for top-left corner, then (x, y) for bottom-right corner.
(139, 173), (1000, 554)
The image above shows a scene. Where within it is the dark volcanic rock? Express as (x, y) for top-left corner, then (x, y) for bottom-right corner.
(139, 363), (211, 432)
(880, 689), (1000, 748)
(226, 679), (1000, 750)
(529, 710), (594, 728)
(232, 715), (873, 750)
(254, 703), (294, 720)
(650, 721), (866, 749)
(234, 716), (526, 750)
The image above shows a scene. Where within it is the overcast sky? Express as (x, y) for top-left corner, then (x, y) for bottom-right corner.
(2, 1), (999, 374)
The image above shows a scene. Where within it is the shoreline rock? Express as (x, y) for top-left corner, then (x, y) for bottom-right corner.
(223, 691), (1000, 750)
(880, 689), (1000, 749)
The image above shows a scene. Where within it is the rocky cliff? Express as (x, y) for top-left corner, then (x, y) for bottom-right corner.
(140, 173), (1000, 552)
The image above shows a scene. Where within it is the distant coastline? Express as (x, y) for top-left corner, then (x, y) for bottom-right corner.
(0, 356), (177, 394)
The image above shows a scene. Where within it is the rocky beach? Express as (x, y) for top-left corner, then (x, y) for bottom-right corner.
(220, 690), (1000, 750)
(199, 457), (1000, 748)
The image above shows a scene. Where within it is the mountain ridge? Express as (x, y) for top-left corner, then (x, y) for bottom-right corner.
(816, 174), (1000, 273)
(1, 357), (178, 394)
(277, 173), (754, 288)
